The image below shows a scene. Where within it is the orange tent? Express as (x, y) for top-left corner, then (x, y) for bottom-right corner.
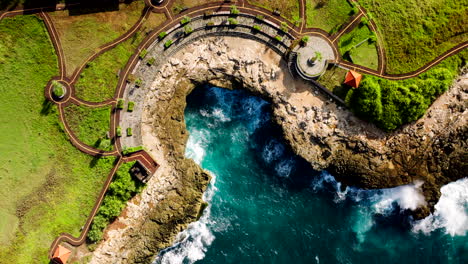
(344, 70), (362, 88)
(52, 245), (71, 264)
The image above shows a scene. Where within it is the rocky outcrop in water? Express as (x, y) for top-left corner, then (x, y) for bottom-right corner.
(89, 37), (467, 263)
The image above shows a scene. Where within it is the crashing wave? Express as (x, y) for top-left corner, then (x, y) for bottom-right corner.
(412, 178), (468, 237)
(154, 172), (218, 264)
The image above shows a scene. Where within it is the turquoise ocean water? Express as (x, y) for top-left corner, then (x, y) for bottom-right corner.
(155, 86), (468, 264)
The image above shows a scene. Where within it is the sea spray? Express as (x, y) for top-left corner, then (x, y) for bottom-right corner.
(413, 178), (468, 236)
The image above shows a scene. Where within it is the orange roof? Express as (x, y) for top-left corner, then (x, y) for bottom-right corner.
(344, 70), (362, 88)
(52, 245), (71, 264)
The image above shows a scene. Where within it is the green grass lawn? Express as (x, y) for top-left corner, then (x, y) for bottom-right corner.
(172, 0), (219, 14)
(338, 20), (378, 69)
(64, 104), (113, 151)
(249, 0), (300, 24)
(318, 66), (350, 100)
(73, 12), (166, 103)
(306, 0), (354, 33)
(49, 0), (145, 76)
(0, 15), (116, 263)
(359, 0), (468, 74)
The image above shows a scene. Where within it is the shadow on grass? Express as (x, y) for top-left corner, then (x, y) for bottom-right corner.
(41, 99), (54, 115)
(89, 154), (103, 168)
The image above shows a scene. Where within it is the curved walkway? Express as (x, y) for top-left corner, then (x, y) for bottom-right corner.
(1, 0), (467, 260)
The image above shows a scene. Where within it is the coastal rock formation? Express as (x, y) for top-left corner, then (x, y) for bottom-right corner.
(90, 37), (467, 263)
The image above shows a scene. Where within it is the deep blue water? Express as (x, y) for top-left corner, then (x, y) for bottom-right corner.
(155, 86), (468, 264)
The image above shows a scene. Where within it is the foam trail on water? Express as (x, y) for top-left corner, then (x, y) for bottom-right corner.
(413, 178), (468, 236)
(185, 128), (209, 164)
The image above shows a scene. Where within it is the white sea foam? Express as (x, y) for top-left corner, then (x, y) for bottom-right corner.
(185, 129), (209, 164)
(155, 172), (218, 264)
(372, 181), (426, 215)
(200, 108), (231, 122)
(262, 140), (284, 164)
(275, 158), (295, 178)
(412, 178), (468, 237)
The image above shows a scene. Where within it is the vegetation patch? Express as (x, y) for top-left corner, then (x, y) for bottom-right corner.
(230, 5), (240, 15)
(0, 15), (116, 263)
(249, 0), (300, 23)
(345, 52), (467, 130)
(64, 104), (113, 151)
(318, 66), (349, 100)
(338, 19), (378, 69)
(306, 0), (354, 33)
(122, 146), (144, 156)
(172, 0), (219, 14)
(359, 0), (468, 74)
(74, 13), (166, 103)
(127, 101), (135, 112)
(52, 80), (65, 98)
(87, 161), (145, 243)
(49, 1), (145, 75)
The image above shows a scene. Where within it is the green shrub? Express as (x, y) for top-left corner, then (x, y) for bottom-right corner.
(87, 162), (145, 242)
(139, 49), (148, 59)
(228, 18), (238, 25)
(253, 25), (261, 31)
(116, 126), (122, 137)
(135, 79), (142, 87)
(116, 99), (124, 110)
(147, 57), (155, 66)
(345, 55), (464, 130)
(350, 6), (359, 15)
(126, 127), (132, 137)
(52, 81), (65, 98)
(184, 25), (193, 35)
(230, 5), (240, 15)
(274, 35), (282, 41)
(122, 146), (144, 155)
(158, 31), (167, 40)
(206, 21), (215, 27)
(280, 22), (289, 33)
(301, 36), (310, 44)
(164, 40), (173, 48)
(256, 14), (264, 21)
(127, 101), (135, 112)
(360, 17), (369, 27)
(180, 16), (191, 25)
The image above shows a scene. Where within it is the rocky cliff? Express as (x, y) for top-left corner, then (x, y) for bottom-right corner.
(89, 37), (467, 263)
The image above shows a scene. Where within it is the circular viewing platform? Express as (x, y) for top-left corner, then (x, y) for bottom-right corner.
(293, 36), (335, 79)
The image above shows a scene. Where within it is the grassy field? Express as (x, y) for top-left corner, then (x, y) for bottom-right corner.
(49, 0), (145, 76)
(172, 0), (219, 14)
(64, 104), (113, 151)
(249, 0), (300, 24)
(318, 66), (350, 100)
(0, 15), (116, 263)
(359, 0), (468, 74)
(346, 51), (467, 130)
(338, 19), (378, 69)
(74, 12), (166, 102)
(306, 0), (354, 33)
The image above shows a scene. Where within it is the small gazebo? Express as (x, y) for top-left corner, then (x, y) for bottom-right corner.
(344, 70), (362, 88)
(52, 245), (71, 264)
